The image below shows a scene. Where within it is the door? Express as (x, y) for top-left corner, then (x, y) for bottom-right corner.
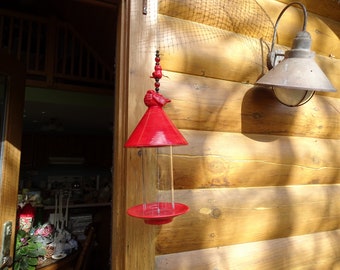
(0, 50), (25, 269)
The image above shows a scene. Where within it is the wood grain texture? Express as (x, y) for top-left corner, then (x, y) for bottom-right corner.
(157, 130), (340, 189)
(172, 130), (340, 169)
(155, 185), (340, 254)
(155, 229), (340, 270)
(160, 71), (340, 139)
(158, 0), (274, 41)
(158, 15), (340, 92)
(113, 1), (340, 269)
(124, 0), (158, 268)
(256, 0), (340, 58)
(111, 1), (129, 268)
(277, 0), (340, 23)
(0, 51), (25, 261)
(170, 154), (340, 189)
(158, 0), (340, 58)
(158, 14), (263, 83)
(111, 1), (157, 270)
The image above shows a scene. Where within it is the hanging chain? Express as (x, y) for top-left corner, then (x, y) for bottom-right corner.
(150, 50), (162, 93)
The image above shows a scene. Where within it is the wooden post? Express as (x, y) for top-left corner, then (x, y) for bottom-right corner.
(112, 1), (158, 269)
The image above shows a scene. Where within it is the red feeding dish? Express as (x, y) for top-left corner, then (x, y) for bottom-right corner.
(127, 202), (189, 225)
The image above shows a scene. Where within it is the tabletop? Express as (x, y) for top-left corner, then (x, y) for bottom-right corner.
(36, 251), (78, 270)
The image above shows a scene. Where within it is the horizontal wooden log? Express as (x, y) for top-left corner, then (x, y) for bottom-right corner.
(158, 0), (274, 41)
(155, 186), (340, 254)
(158, 0), (340, 58)
(174, 130), (340, 168)
(155, 229), (340, 270)
(161, 71), (248, 132)
(161, 130), (340, 188)
(277, 0), (340, 23)
(158, 15), (340, 93)
(161, 71), (340, 139)
(171, 154), (340, 189)
(256, 0), (340, 57)
(158, 14), (262, 84)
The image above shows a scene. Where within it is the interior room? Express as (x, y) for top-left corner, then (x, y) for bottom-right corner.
(0, 0), (118, 269)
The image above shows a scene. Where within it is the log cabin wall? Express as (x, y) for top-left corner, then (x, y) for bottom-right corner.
(150, 0), (340, 269)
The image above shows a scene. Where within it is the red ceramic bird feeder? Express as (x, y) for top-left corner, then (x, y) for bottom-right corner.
(125, 51), (189, 225)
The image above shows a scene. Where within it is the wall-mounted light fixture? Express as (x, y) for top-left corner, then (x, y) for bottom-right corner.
(256, 2), (336, 107)
(125, 51), (189, 225)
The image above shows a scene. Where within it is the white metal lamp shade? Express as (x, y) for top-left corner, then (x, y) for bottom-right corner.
(256, 33), (335, 106)
(255, 3), (336, 106)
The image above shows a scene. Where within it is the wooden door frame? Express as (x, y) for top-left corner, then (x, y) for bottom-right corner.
(111, 0), (158, 269)
(0, 50), (25, 264)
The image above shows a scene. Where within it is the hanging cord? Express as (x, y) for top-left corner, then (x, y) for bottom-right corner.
(141, 149), (147, 209)
(170, 146), (175, 209)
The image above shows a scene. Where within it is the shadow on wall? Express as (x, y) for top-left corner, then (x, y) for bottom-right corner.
(241, 85), (340, 140)
(241, 86), (300, 141)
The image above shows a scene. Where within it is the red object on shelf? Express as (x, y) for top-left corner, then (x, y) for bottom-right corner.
(127, 202), (189, 225)
(124, 90), (188, 147)
(19, 202), (35, 218)
(18, 202), (36, 232)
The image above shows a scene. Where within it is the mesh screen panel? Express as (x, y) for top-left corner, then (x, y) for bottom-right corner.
(157, 0), (274, 51)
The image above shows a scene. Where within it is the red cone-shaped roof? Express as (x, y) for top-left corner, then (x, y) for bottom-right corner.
(125, 90), (188, 147)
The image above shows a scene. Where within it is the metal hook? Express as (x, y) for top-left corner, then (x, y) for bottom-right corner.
(143, 0), (147, 15)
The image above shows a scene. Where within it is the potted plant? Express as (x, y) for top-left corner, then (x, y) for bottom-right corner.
(14, 229), (46, 270)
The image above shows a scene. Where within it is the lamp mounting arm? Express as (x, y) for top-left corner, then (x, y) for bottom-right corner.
(270, 2), (307, 53)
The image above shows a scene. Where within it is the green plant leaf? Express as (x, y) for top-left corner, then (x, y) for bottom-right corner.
(27, 257), (38, 265)
(15, 228), (47, 269)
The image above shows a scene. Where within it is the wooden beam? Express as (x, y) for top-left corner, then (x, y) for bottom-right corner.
(156, 185), (340, 254)
(158, 129), (340, 189)
(158, 0), (340, 58)
(156, 229), (340, 270)
(277, 0), (340, 23)
(160, 71), (340, 139)
(112, 1), (157, 270)
(158, 15), (340, 92)
(172, 130), (340, 169)
(0, 51), (25, 267)
(158, 14), (263, 84)
(158, 0), (274, 41)
(111, 0), (129, 268)
(256, 0), (340, 58)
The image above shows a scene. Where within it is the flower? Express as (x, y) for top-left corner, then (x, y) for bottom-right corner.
(34, 223), (54, 238)
(33, 223), (55, 245)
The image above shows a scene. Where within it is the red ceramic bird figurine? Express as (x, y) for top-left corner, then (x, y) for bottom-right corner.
(144, 89), (170, 107)
(150, 64), (162, 80)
